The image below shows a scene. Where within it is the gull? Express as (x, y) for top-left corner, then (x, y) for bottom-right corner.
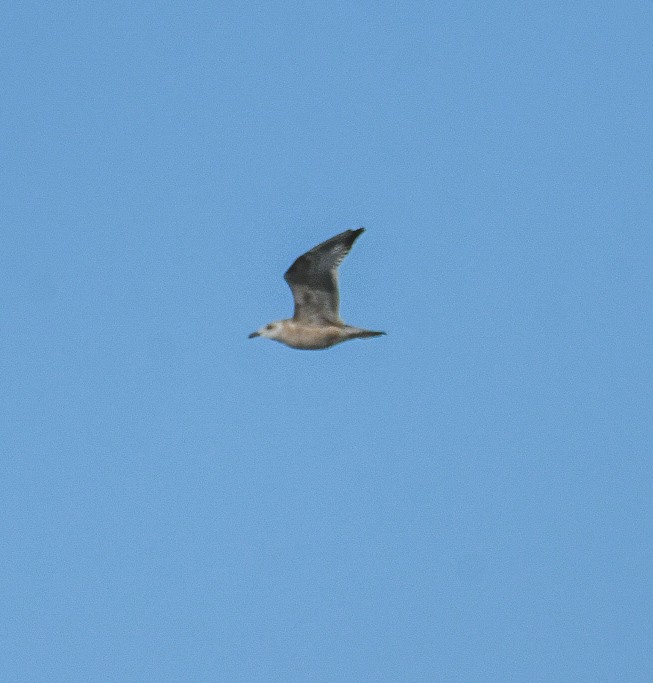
(249, 228), (385, 350)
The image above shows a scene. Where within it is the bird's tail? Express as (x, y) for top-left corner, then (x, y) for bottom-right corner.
(354, 329), (386, 339)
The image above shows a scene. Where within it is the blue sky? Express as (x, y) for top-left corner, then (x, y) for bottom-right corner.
(2, 1), (651, 680)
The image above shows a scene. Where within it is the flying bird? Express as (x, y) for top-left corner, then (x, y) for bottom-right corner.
(249, 228), (385, 350)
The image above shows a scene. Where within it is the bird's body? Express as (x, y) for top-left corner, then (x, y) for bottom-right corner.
(249, 228), (385, 350)
(253, 320), (383, 350)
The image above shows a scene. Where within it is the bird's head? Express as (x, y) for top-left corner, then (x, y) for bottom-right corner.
(248, 321), (284, 341)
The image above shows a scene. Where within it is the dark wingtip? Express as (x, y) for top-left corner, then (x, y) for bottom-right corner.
(347, 227), (365, 245)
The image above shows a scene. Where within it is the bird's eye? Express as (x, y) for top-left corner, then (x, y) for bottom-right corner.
(266, 324), (273, 330)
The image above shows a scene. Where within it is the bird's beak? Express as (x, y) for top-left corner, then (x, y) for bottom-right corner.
(248, 332), (260, 339)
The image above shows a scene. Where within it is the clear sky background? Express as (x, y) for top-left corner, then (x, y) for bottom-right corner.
(2, 2), (651, 681)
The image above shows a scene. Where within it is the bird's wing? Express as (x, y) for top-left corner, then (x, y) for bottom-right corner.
(284, 228), (365, 325)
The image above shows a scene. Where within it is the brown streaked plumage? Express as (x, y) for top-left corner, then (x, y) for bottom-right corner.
(248, 228), (385, 350)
